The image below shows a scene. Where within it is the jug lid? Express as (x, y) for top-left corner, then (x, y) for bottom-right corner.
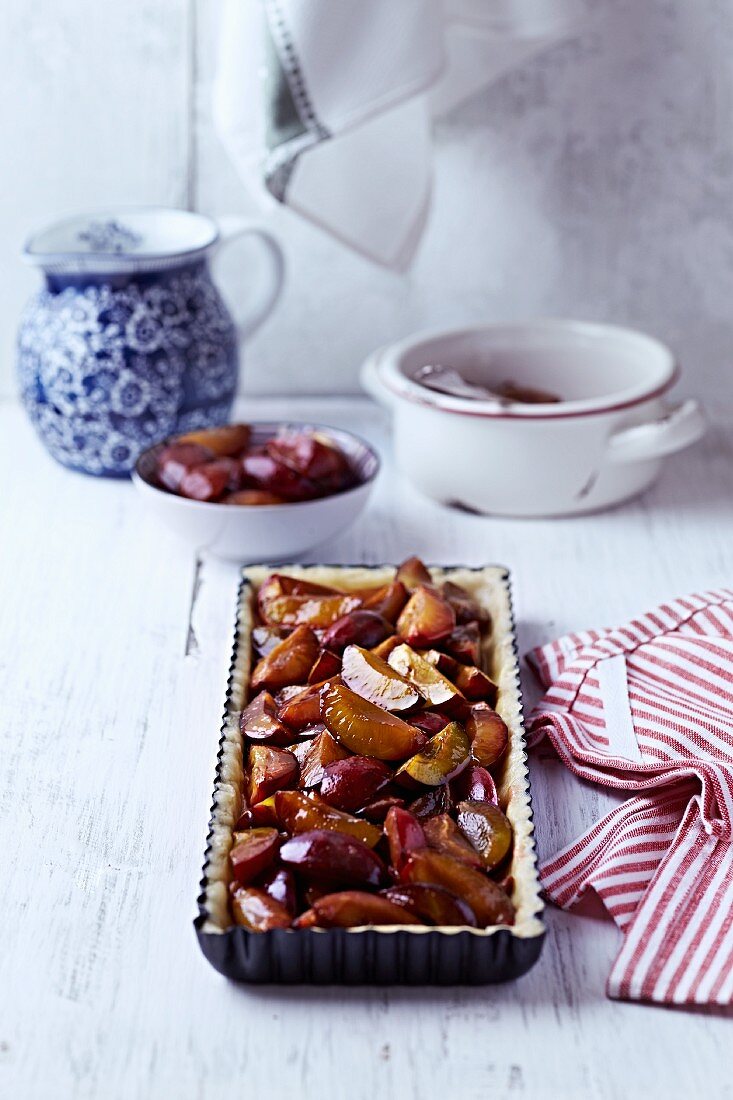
(23, 207), (219, 275)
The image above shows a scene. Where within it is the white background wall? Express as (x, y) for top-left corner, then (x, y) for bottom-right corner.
(2, 0), (733, 400)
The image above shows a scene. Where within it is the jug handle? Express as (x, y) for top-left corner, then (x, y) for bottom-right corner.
(214, 216), (285, 339)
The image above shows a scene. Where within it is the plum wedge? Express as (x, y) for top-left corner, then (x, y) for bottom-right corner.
(341, 644), (423, 712)
(250, 625), (319, 692)
(400, 850), (515, 927)
(396, 585), (456, 646)
(388, 643), (467, 717)
(322, 682), (426, 761)
(295, 891), (423, 928)
(280, 829), (388, 888)
(395, 722), (471, 787)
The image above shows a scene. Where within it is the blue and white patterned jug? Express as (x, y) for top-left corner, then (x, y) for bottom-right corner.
(17, 208), (284, 476)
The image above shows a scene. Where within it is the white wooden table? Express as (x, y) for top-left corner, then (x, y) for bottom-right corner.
(1, 395), (730, 1100)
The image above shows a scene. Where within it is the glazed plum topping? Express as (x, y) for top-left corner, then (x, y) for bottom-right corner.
(229, 563), (517, 931)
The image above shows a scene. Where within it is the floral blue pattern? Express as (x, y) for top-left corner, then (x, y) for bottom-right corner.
(17, 262), (238, 476)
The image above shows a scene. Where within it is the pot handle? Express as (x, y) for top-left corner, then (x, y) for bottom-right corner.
(214, 216), (285, 339)
(607, 399), (706, 464)
(361, 348), (400, 411)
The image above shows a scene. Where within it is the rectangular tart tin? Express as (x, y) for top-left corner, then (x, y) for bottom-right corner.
(195, 564), (545, 984)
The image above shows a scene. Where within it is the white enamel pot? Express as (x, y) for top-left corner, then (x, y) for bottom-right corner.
(361, 320), (706, 518)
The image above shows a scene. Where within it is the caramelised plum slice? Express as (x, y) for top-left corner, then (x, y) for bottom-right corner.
(290, 729), (349, 788)
(423, 814), (483, 870)
(401, 850), (515, 926)
(308, 649), (342, 684)
(357, 581), (409, 621)
(179, 458), (241, 501)
(178, 422), (251, 457)
(395, 722), (470, 787)
(370, 635), (401, 660)
(157, 442), (214, 491)
(266, 431), (355, 491)
(466, 704), (509, 769)
(278, 679), (335, 731)
(409, 711), (450, 736)
(235, 795), (279, 829)
(396, 585), (456, 646)
(453, 664), (498, 705)
(341, 644), (423, 712)
(384, 806), (426, 872)
(388, 644), (467, 717)
(250, 625), (319, 692)
(257, 573), (337, 617)
(252, 624), (285, 657)
(280, 829), (387, 887)
(322, 682), (426, 761)
(409, 785), (452, 820)
(319, 755), (391, 812)
(440, 580), (489, 625)
(257, 866), (298, 915)
(275, 790), (382, 847)
(240, 691), (292, 745)
(321, 610), (392, 654)
(382, 884), (477, 927)
(295, 891), (423, 928)
(456, 800), (513, 871)
(230, 827), (280, 884)
(444, 622), (481, 665)
(247, 745), (299, 805)
(264, 593), (363, 630)
(231, 886), (292, 930)
(241, 449), (318, 501)
(451, 764), (498, 805)
(359, 794), (406, 823)
(395, 555), (433, 591)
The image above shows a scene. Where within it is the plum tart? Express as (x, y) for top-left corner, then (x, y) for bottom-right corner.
(197, 560), (545, 973)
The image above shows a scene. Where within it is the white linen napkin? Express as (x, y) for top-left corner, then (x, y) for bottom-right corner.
(214, 0), (587, 269)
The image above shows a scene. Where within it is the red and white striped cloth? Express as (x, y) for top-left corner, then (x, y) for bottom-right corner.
(526, 590), (733, 1006)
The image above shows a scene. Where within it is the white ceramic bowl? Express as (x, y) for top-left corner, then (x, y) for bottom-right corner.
(132, 423), (379, 561)
(362, 320), (706, 517)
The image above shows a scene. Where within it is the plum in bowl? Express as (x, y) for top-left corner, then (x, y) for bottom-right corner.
(132, 422), (380, 562)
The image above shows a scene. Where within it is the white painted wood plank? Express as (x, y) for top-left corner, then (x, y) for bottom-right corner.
(0, 397), (730, 1100)
(0, 0), (192, 397)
